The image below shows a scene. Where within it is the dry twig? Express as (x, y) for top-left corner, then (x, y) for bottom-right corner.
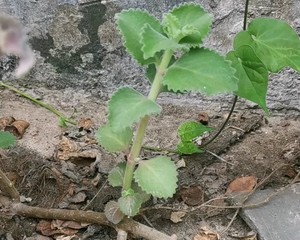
(0, 195), (177, 240)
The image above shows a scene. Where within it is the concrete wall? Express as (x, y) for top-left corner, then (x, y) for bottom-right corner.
(1, 0), (299, 115)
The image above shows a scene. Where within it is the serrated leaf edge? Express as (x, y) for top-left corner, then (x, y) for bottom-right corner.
(108, 87), (162, 131)
(164, 47), (239, 94)
(96, 125), (132, 153)
(133, 158), (178, 199)
(115, 8), (161, 65)
(163, 2), (213, 46)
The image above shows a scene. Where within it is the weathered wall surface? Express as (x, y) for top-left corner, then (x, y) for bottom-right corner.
(1, 0), (299, 115)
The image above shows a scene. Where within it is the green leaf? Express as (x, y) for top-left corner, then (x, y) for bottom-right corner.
(163, 48), (238, 95)
(141, 24), (182, 59)
(177, 141), (203, 155)
(162, 3), (212, 45)
(132, 183), (151, 203)
(96, 124), (133, 153)
(116, 9), (162, 65)
(234, 18), (300, 73)
(58, 117), (68, 128)
(178, 121), (213, 142)
(0, 131), (16, 149)
(118, 193), (143, 216)
(108, 87), (161, 131)
(227, 46), (269, 113)
(107, 162), (126, 187)
(134, 156), (178, 198)
(104, 201), (125, 224)
(176, 121), (211, 155)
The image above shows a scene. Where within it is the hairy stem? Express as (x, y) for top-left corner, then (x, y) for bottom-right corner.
(122, 50), (173, 191)
(0, 81), (76, 125)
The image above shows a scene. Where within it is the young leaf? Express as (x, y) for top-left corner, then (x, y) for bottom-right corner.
(104, 201), (125, 224)
(134, 156), (178, 198)
(177, 141), (203, 155)
(162, 3), (212, 45)
(118, 193), (143, 217)
(176, 121), (211, 155)
(178, 121), (213, 142)
(0, 131), (16, 149)
(96, 124), (133, 153)
(141, 24), (182, 59)
(115, 9), (162, 65)
(227, 46), (269, 113)
(108, 162), (126, 187)
(234, 18), (300, 73)
(163, 48), (238, 95)
(108, 87), (161, 131)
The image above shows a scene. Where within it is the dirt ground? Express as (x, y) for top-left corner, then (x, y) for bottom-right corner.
(0, 88), (299, 240)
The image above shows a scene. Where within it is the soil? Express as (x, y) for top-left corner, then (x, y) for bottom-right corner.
(0, 88), (299, 240)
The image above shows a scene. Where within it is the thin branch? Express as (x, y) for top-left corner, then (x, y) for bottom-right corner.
(83, 179), (108, 210)
(142, 145), (178, 154)
(221, 209), (239, 234)
(205, 150), (235, 166)
(0, 168), (20, 200)
(200, 96), (238, 148)
(0, 195), (177, 240)
(117, 229), (128, 240)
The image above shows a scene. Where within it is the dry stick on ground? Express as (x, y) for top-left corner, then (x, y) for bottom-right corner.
(0, 194), (177, 240)
(0, 168), (20, 200)
(0, 167), (176, 240)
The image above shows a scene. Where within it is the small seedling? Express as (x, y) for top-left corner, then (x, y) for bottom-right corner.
(96, 3), (300, 221)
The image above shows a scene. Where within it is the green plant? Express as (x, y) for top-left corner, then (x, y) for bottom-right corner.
(97, 2), (300, 220)
(0, 131), (16, 149)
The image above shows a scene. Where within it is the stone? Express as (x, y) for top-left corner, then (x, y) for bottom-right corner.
(0, 0), (299, 115)
(240, 183), (300, 240)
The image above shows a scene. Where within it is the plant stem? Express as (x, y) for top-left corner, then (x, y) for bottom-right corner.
(243, 0), (250, 31)
(0, 81), (76, 125)
(200, 95), (238, 148)
(122, 50), (173, 191)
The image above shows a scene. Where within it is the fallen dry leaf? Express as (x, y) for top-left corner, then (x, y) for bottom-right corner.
(194, 227), (220, 240)
(4, 119), (30, 139)
(170, 211), (186, 223)
(36, 220), (79, 236)
(68, 191), (87, 203)
(78, 118), (94, 130)
(0, 116), (15, 129)
(282, 165), (297, 178)
(176, 158), (186, 169)
(55, 136), (98, 161)
(52, 219), (89, 230)
(226, 176), (257, 194)
(198, 112), (209, 125)
(178, 185), (207, 206)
